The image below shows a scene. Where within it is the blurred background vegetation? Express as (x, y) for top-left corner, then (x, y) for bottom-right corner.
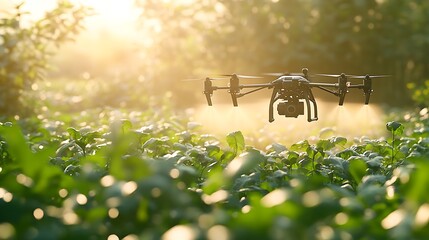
(2, 2), (429, 239)
(1, 0), (429, 117)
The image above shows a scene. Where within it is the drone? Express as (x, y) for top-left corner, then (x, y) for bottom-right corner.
(195, 68), (387, 122)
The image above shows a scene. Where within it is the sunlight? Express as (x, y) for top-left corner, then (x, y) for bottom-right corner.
(80, 0), (140, 34)
(3, 0), (139, 35)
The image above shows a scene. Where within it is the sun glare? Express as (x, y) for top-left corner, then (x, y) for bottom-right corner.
(81, 0), (140, 33)
(3, 0), (139, 35)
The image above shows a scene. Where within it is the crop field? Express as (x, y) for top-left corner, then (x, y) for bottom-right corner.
(1, 80), (429, 239)
(2, 1), (429, 240)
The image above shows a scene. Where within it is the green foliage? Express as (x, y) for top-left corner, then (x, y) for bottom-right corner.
(0, 106), (429, 239)
(226, 131), (245, 156)
(135, 0), (429, 106)
(0, 1), (90, 118)
(408, 80), (429, 107)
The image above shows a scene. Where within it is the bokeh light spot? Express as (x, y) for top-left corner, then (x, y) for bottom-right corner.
(108, 208), (119, 219)
(122, 181), (138, 196)
(101, 175), (115, 187)
(76, 194), (88, 205)
(162, 225), (197, 240)
(33, 208), (44, 220)
(381, 209), (406, 229)
(107, 234), (120, 240)
(207, 225), (230, 240)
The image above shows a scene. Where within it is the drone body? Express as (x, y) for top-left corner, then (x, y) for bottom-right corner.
(201, 68), (385, 122)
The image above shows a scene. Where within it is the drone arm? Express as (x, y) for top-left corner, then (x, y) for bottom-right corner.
(237, 86), (269, 97)
(315, 86), (339, 96)
(240, 83), (273, 89)
(309, 82), (342, 96)
(308, 82), (338, 88)
(213, 86), (229, 90)
(347, 84), (364, 89)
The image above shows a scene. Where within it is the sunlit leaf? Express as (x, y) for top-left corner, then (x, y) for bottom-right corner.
(331, 136), (347, 147)
(316, 139), (335, 151)
(348, 159), (367, 184)
(290, 140), (310, 151)
(226, 131), (245, 155)
(67, 127), (80, 140)
(225, 149), (264, 179)
(266, 143), (287, 153)
(121, 119), (133, 134)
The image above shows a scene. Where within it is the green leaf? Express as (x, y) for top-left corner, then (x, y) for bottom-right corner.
(290, 140), (310, 151)
(121, 119), (133, 133)
(316, 139), (335, 151)
(266, 142), (287, 153)
(386, 121), (404, 135)
(224, 149), (264, 179)
(348, 159), (367, 184)
(360, 174), (386, 188)
(0, 123), (39, 177)
(306, 146), (317, 159)
(286, 151), (300, 165)
(366, 156), (383, 169)
(330, 136), (347, 147)
(203, 166), (225, 194)
(226, 131), (245, 155)
(67, 127), (80, 140)
(336, 149), (360, 159)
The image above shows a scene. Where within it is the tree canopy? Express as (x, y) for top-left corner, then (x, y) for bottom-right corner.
(136, 0), (429, 106)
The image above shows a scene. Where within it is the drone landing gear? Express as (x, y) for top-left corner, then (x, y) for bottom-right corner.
(269, 80), (319, 122)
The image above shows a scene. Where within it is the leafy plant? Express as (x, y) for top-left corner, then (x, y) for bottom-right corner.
(386, 121), (404, 164)
(0, 107), (428, 239)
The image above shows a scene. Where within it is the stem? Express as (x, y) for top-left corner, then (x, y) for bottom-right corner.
(391, 131), (395, 165)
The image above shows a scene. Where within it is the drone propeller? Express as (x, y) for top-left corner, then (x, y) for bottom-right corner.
(348, 74), (390, 79)
(219, 74), (263, 79)
(316, 73), (354, 78)
(183, 77), (228, 82)
(264, 68), (311, 78)
(263, 72), (304, 77)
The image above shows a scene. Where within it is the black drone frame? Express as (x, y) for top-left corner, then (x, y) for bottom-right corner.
(203, 68), (382, 122)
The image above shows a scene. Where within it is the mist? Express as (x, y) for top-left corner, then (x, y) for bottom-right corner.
(188, 99), (385, 147)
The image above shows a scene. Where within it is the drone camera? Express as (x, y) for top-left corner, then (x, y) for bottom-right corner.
(277, 101), (304, 118)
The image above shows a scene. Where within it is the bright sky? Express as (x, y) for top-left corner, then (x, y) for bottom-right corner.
(0, 0), (140, 35)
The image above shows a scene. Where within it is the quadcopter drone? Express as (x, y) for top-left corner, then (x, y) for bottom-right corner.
(197, 68), (387, 122)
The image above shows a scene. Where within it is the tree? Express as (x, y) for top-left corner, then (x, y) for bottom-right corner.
(0, 1), (91, 118)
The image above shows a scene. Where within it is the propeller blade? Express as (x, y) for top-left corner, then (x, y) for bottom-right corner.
(263, 72), (304, 77)
(316, 73), (353, 78)
(220, 74), (263, 79)
(348, 75), (390, 79)
(183, 77), (228, 82)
